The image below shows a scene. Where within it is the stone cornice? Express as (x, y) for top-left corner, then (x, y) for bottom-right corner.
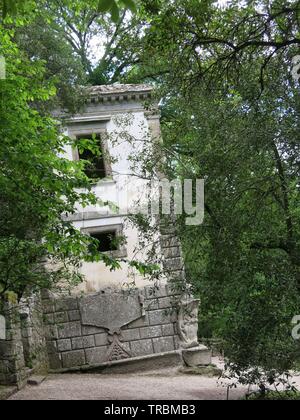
(86, 84), (153, 104)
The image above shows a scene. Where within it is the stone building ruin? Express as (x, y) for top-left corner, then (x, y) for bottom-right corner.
(0, 84), (211, 388)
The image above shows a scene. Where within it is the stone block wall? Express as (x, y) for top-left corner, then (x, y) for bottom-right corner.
(42, 285), (182, 371)
(0, 305), (27, 387)
(0, 295), (49, 387)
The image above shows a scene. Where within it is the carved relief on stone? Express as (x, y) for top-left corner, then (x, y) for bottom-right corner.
(177, 297), (200, 349)
(79, 290), (145, 361)
(106, 332), (131, 361)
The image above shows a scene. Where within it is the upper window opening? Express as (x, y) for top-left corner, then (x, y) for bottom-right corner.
(77, 134), (107, 180)
(90, 230), (118, 253)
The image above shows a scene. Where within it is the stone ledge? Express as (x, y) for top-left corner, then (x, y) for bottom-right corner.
(49, 350), (183, 375)
(182, 345), (212, 367)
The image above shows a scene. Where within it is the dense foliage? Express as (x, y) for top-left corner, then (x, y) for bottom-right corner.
(125, 0), (300, 387)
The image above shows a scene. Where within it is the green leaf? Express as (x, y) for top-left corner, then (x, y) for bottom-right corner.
(110, 1), (120, 23)
(120, 0), (137, 13)
(97, 0), (113, 13)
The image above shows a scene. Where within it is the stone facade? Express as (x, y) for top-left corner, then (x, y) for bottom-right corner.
(42, 285), (182, 371)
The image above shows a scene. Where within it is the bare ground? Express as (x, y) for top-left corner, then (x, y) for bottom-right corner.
(8, 357), (300, 401)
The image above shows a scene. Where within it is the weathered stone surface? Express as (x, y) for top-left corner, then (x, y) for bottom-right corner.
(54, 312), (68, 324)
(144, 299), (159, 310)
(121, 329), (140, 342)
(94, 333), (108, 347)
(46, 341), (57, 354)
(82, 325), (104, 336)
(126, 315), (148, 329)
(72, 336), (96, 350)
(161, 324), (175, 336)
(57, 339), (72, 352)
(145, 285), (168, 299)
(82, 336), (96, 349)
(55, 298), (78, 312)
(48, 353), (62, 370)
(158, 297), (173, 309)
(44, 325), (58, 339)
(164, 257), (183, 271)
(43, 313), (54, 325)
(139, 326), (162, 339)
(163, 247), (181, 259)
(85, 347), (108, 365)
(182, 345), (211, 367)
(68, 310), (81, 322)
(79, 291), (144, 334)
(0, 316), (6, 340)
(148, 309), (172, 326)
(57, 322), (81, 339)
(71, 337), (83, 350)
(130, 339), (153, 356)
(42, 301), (55, 314)
(152, 337), (175, 353)
(177, 298), (199, 349)
(160, 235), (180, 248)
(62, 350), (85, 368)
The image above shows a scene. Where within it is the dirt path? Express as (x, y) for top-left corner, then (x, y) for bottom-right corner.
(9, 370), (246, 400)
(9, 357), (300, 400)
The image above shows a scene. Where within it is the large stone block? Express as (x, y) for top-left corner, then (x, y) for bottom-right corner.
(148, 309), (173, 326)
(42, 300), (55, 314)
(158, 297), (173, 309)
(164, 257), (183, 272)
(145, 285), (168, 299)
(126, 315), (148, 329)
(48, 353), (62, 370)
(57, 322), (82, 339)
(130, 339), (153, 356)
(57, 339), (72, 352)
(82, 325), (104, 336)
(55, 298), (78, 312)
(160, 235), (180, 248)
(54, 312), (68, 324)
(144, 299), (159, 310)
(85, 347), (108, 365)
(163, 247), (181, 259)
(161, 323), (175, 336)
(139, 326), (162, 339)
(68, 310), (81, 322)
(152, 337), (175, 353)
(182, 345), (211, 367)
(62, 350), (86, 368)
(71, 336), (96, 350)
(94, 333), (108, 347)
(43, 313), (54, 325)
(46, 340), (57, 355)
(121, 329), (140, 342)
(44, 325), (58, 339)
(79, 291), (144, 334)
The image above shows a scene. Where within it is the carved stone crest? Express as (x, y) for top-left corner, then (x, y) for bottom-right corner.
(79, 290), (145, 361)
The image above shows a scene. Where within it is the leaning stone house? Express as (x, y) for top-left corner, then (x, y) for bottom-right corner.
(0, 84), (210, 388)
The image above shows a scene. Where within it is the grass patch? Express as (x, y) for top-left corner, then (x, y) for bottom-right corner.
(246, 390), (300, 400)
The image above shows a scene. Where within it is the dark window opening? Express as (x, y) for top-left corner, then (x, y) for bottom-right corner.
(90, 231), (118, 253)
(77, 135), (106, 180)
